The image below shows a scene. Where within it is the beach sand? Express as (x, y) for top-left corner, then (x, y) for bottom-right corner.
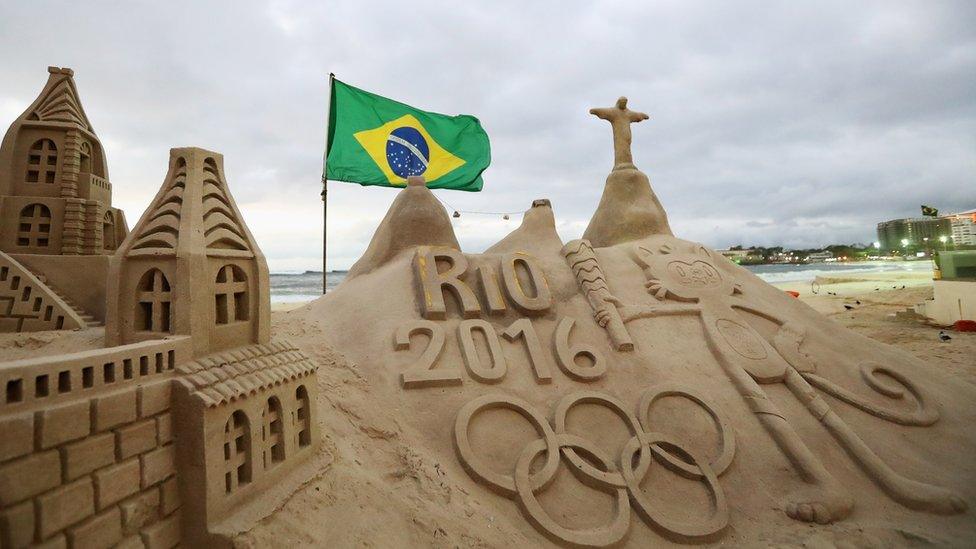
(1, 267), (973, 547)
(769, 272), (975, 386)
(237, 265), (976, 547)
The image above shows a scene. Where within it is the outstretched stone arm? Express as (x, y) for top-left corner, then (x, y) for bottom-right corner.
(618, 301), (700, 323)
(590, 96), (649, 168)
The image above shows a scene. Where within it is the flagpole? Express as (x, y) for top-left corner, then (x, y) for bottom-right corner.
(322, 72), (335, 295)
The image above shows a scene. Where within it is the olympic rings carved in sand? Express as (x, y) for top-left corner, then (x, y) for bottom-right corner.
(453, 388), (736, 547)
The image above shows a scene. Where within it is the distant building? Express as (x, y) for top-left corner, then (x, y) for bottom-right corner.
(876, 217), (951, 251)
(717, 248), (765, 264)
(806, 250), (833, 262)
(947, 209), (976, 246)
(718, 248), (750, 260)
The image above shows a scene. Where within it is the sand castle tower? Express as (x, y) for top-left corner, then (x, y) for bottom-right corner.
(103, 148), (318, 545)
(0, 67), (127, 255)
(104, 148), (270, 355)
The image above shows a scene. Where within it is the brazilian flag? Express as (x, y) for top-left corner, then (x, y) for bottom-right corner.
(324, 78), (490, 192)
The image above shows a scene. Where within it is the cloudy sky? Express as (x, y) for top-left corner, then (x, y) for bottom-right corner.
(2, 1), (973, 270)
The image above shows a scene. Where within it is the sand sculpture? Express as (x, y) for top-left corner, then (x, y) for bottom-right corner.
(0, 67), (128, 332)
(104, 148), (270, 355)
(0, 138), (320, 546)
(301, 96), (974, 546)
(1, 72), (973, 547)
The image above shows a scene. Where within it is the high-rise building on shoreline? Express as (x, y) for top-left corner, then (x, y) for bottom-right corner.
(876, 216), (951, 251)
(947, 209), (976, 246)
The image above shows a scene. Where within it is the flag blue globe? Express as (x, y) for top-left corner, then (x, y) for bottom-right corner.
(386, 127), (430, 178)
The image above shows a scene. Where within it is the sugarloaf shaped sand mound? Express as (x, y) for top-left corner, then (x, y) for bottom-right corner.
(347, 176), (461, 279)
(251, 98), (975, 547)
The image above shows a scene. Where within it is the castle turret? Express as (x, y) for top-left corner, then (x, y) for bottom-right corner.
(0, 67), (128, 255)
(105, 147), (271, 356)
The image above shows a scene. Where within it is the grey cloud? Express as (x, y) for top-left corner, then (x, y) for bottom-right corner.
(1, 0), (973, 270)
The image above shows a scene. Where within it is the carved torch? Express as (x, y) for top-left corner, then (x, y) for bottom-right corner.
(562, 239), (634, 352)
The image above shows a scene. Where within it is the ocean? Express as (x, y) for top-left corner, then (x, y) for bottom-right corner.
(270, 260), (934, 303)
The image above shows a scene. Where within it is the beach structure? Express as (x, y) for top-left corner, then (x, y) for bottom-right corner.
(1, 80), (973, 547)
(301, 96), (971, 546)
(171, 339), (320, 546)
(947, 208), (976, 246)
(104, 148), (270, 355)
(0, 145), (320, 547)
(915, 250), (976, 325)
(0, 67), (127, 256)
(0, 67), (128, 331)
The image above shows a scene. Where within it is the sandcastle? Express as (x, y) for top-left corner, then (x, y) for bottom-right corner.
(0, 69), (322, 548)
(299, 97), (974, 545)
(0, 67), (128, 333)
(1, 69), (974, 548)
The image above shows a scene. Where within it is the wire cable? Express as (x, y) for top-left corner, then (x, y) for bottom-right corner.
(432, 194), (526, 217)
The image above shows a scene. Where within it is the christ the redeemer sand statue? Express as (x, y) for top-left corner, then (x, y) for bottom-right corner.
(589, 96), (649, 170)
(583, 96), (672, 245)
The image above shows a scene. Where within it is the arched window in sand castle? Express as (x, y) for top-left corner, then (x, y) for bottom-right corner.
(135, 268), (172, 333)
(262, 396), (285, 468)
(295, 385), (311, 448)
(25, 139), (58, 184)
(102, 211), (116, 250)
(214, 264), (248, 325)
(223, 410), (252, 493)
(79, 141), (92, 174)
(17, 204), (52, 247)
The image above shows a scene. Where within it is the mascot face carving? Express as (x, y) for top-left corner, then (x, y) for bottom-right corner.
(636, 243), (738, 302)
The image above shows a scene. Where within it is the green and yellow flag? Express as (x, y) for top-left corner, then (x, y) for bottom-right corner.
(324, 78), (490, 192)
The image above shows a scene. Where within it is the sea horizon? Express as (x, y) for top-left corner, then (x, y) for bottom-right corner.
(270, 259), (935, 303)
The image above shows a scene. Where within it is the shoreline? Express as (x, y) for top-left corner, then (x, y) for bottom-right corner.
(271, 266), (938, 310)
(770, 270), (934, 298)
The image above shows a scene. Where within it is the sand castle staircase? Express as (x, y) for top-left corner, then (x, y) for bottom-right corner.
(0, 251), (85, 332)
(22, 265), (102, 327)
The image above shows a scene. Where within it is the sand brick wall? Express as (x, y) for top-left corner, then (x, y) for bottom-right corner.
(0, 338), (190, 548)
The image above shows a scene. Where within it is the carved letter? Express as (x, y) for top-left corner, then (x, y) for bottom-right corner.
(553, 317), (606, 381)
(501, 253), (552, 315)
(394, 320), (461, 389)
(501, 318), (553, 383)
(458, 319), (507, 383)
(414, 247), (481, 320)
(477, 264), (507, 315)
